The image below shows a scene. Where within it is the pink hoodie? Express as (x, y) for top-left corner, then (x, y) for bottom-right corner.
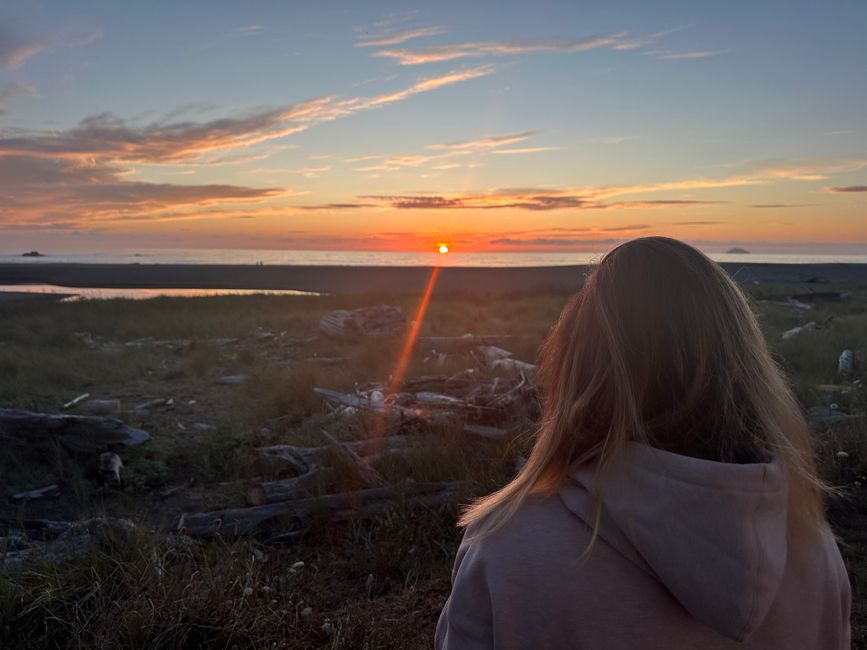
(436, 443), (851, 649)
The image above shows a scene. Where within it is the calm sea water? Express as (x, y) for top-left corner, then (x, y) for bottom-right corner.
(3, 249), (867, 267)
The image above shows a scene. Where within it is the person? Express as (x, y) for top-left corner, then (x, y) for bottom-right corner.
(435, 237), (851, 649)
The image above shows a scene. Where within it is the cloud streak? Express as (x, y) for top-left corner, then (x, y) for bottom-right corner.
(427, 131), (536, 151)
(0, 82), (35, 114)
(645, 49), (727, 60)
(0, 66), (493, 228)
(305, 159), (867, 213)
(0, 23), (99, 69)
(356, 26), (448, 47)
(0, 155), (285, 227)
(0, 66), (493, 165)
(826, 185), (867, 193)
(351, 192), (723, 212)
(372, 33), (627, 65)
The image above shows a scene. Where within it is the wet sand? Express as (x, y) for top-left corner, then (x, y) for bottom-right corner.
(0, 262), (866, 298)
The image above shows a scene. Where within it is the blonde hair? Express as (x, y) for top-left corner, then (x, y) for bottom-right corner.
(460, 237), (826, 539)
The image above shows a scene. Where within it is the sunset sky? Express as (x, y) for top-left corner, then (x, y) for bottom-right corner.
(1, 1), (866, 255)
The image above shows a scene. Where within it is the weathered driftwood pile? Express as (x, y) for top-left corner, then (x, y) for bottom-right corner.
(318, 305), (407, 340)
(0, 407), (150, 454)
(1, 516), (135, 573)
(176, 317), (541, 543)
(4, 305), (541, 563)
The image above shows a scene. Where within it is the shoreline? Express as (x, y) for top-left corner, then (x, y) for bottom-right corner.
(1, 262), (867, 296)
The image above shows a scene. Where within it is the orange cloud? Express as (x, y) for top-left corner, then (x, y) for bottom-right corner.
(372, 34), (627, 65)
(356, 26), (448, 48)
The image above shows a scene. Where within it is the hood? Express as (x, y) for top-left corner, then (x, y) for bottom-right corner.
(559, 442), (788, 641)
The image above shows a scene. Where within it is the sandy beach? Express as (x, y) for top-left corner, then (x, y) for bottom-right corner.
(1, 262), (866, 298)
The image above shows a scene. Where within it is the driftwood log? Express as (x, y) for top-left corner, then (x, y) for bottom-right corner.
(247, 465), (329, 505)
(419, 335), (512, 351)
(180, 481), (465, 538)
(257, 435), (418, 467)
(2, 517), (135, 573)
(10, 484), (61, 503)
(318, 305), (407, 340)
(0, 408), (150, 453)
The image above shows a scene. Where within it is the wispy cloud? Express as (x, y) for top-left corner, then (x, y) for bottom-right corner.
(292, 166), (330, 177)
(0, 66), (492, 228)
(0, 82), (36, 114)
(0, 66), (493, 164)
(427, 131), (536, 151)
(235, 25), (264, 36)
(751, 203), (813, 208)
(826, 185), (867, 193)
(301, 202), (377, 211)
(348, 192), (722, 212)
(611, 27), (686, 50)
(361, 65), (493, 107)
(305, 159), (867, 213)
(356, 26), (448, 47)
(645, 49), (727, 60)
(0, 155), (286, 227)
(372, 33), (626, 65)
(491, 146), (559, 155)
(0, 24), (44, 68)
(587, 135), (638, 145)
(672, 220), (726, 226)
(0, 23), (99, 69)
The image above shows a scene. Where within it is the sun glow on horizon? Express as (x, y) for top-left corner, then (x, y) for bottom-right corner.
(438, 244), (449, 254)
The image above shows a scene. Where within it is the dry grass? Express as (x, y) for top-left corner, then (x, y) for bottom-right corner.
(0, 285), (865, 648)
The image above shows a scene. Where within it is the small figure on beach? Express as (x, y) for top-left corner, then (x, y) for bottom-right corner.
(436, 237), (850, 649)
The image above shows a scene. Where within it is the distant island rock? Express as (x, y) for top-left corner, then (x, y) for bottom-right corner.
(21, 250), (45, 257)
(726, 247), (751, 255)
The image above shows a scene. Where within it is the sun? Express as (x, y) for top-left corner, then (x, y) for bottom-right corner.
(438, 244), (449, 255)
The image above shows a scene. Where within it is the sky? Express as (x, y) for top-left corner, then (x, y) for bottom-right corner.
(1, 0), (866, 255)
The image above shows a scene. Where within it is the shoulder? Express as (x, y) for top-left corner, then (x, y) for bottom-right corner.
(460, 493), (591, 573)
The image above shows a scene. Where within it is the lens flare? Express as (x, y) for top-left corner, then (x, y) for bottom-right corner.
(438, 244), (449, 254)
(367, 265), (441, 454)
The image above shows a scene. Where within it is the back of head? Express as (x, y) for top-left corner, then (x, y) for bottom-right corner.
(462, 237), (825, 537)
(549, 236), (767, 463)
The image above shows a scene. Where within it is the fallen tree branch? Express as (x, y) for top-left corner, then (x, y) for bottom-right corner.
(247, 465), (327, 506)
(179, 481), (466, 538)
(9, 484), (61, 503)
(0, 408), (150, 453)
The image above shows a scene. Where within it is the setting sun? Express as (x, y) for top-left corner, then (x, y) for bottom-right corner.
(438, 244), (449, 255)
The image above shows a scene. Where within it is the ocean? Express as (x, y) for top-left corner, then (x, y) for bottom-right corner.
(3, 249), (867, 267)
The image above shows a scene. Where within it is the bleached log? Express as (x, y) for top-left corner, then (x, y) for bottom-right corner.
(134, 397), (175, 414)
(492, 358), (538, 374)
(2, 517), (135, 574)
(124, 337), (192, 351)
(463, 424), (509, 440)
(61, 393), (90, 410)
(419, 335), (512, 351)
(0, 408), (150, 453)
(318, 305), (407, 340)
(10, 484), (60, 503)
(782, 322), (817, 340)
(179, 481), (465, 538)
(76, 399), (121, 416)
(216, 375), (246, 385)
(474, 345), (513, 366)
(247, 465), (326, 505)
(414, 392), (467, 407)
(257, 436), (417, 468)
(319, 429), (384, 486)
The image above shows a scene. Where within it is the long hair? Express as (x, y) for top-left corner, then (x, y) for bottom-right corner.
(460, 237), (826, 539)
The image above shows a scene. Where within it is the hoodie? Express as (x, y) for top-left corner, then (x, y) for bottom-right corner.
(435, 443), (851, 649)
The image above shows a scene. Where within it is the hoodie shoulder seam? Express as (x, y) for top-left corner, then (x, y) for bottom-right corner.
(738, 464), (767, 641)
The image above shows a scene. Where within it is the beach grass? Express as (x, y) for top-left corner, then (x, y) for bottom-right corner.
(0, 284), (865, 648)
